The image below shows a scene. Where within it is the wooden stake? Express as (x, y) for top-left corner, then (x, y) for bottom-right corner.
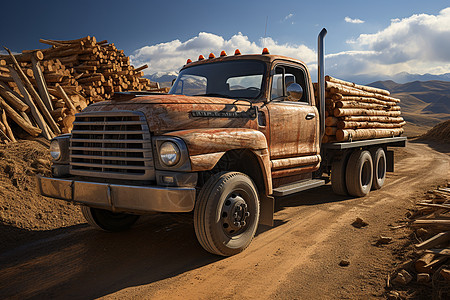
(31, 56), (54, 111)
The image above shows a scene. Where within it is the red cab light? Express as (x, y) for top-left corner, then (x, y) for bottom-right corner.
(234, 49), (241, 55)
(186, 59), (192, 64)
(262, 48), (270, 54)
(209, 53), (215, 59)
(198, 55), (205, 60)
(220, 50), (227, 57)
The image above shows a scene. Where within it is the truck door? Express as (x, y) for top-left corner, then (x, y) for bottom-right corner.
(266, 64), (320, 182)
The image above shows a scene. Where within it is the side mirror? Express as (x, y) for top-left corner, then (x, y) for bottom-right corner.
(286, 83), (303, 101)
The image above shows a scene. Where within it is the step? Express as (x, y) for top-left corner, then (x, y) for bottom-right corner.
(272, 179), (325, 197)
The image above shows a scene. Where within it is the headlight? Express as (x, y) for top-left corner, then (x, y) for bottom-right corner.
(50, 139), (61, 160)
(160, 141), (180, 166)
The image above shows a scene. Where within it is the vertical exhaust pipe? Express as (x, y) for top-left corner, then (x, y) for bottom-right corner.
(318, 28), (327, 144)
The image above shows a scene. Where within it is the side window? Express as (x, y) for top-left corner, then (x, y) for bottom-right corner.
(270, 65), (309, 103)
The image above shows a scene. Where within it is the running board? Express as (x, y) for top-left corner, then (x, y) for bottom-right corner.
(272, 179), (325, 197)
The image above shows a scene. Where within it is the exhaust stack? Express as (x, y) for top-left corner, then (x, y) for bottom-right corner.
(318, 28), (327, 144)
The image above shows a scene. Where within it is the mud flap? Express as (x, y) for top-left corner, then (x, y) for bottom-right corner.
(386, 150), (394, 172)
(259, 195), (274, 226)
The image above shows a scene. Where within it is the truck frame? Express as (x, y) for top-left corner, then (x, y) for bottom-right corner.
(37, 29), (406, 256)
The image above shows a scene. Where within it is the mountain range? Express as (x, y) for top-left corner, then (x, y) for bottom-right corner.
(368, 80), (450, 136)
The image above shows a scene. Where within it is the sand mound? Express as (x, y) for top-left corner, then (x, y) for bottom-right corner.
(419, 119), (450, 143)
(0, 139), (84, 252)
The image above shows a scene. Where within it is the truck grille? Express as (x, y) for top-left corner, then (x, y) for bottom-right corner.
(69, 111), (155, 181)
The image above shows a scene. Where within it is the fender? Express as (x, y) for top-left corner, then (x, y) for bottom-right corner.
(164, 128), (272, 195)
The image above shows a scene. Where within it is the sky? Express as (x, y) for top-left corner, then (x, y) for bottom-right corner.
(2, 0), (450, 82)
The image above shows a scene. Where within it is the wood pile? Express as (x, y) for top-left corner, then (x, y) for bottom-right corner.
(0, 36), (163, 142)
(315, 76), (405, 143)
(388, 185), (450, 298)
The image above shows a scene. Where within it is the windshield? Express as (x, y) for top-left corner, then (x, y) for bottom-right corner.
(169, 60), (265, 99)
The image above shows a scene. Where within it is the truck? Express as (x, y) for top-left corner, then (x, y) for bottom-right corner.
(37, 29), (406, 256)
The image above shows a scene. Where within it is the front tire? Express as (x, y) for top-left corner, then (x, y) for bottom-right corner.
(81, 206), (140, 232)
(194, 172), (260, 256)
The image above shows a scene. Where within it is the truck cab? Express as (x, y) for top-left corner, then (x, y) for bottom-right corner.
(37, 30), (406, 256)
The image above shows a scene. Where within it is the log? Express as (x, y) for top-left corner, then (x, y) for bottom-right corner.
(334, 108), (402, 118)
(342, 116), (404, 123)
(0, 85), (29, 112)
(335, 101), (400, 111)
(425, 248), (450, 256)
(0, 96), (41, 137)
(333, 95), (398, 106)
(337, 121), (406, 130)
(0, 50), (43, 64)
(55, 84), (77, 113)
(5, 48), (61, 135)
(325, 76), (390, 96)
(8, 68), (50, 138)
(336, 128), (404, 142)
(327, 84), (400, 103)
(325, 116), (338, 126)
(134, 64), (148, 73)
(325, 126), (337, 136)
(0, 108), (16, 142)
(31, 56), (53, 112)
(62, 114), (76, 133)
(415, 231), (450, 250)
(0, 122), (12, 143)
(413, 220), (450, 227)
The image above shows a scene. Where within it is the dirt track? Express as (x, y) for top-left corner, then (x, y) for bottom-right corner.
(0, 141), (448, 300)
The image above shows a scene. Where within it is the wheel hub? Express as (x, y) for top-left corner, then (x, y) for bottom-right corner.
(221, 193), (250, 235)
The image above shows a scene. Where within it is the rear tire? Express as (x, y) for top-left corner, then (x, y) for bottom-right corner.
(345, 150), (373, 197)
(81, 206), (140, 232)
(331, 151), (351, 196)
(371, 148), (386, 190)
(194, 172), (260, 256)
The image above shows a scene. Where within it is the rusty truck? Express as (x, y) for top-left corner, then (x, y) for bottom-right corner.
(37, 29), (406, 256)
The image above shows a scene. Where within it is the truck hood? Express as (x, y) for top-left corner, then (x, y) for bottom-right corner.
(82, 94), (258, 134)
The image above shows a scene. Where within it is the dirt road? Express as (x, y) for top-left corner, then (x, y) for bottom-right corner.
(0, 141), (448, 300)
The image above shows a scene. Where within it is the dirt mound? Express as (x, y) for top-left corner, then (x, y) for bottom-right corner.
(419, 119), (450, 143)
(0, 139), (84, 252)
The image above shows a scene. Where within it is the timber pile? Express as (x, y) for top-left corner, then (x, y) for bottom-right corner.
(388, 185), (450, 298)
(0, 36), (162, 142)
(315, 76), (405, 143)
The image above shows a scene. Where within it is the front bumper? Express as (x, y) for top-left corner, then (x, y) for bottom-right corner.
(36, 176), (196, 213)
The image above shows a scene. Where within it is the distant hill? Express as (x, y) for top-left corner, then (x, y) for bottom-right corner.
(368, 80), (450, 136)
(342, 72), (450, 85)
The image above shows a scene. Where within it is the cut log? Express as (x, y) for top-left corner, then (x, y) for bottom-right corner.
(336, 128), (404, 142)
(5, 48), (61, 134)
(325, 126), (337, 136)
(415, 231), (450, 250)
(0, 85), (29, 112)
(335, 101), (400, 111)
(325, 116), (338, 127)
(31, 56), (53, 112)
(334, 95), (397, 106)
(337, 120), (406, 130)
(134, 64), (148, 73)
(334, 108), (402, 118)
(413, 220), (450, 226)
(8, 68), (50, 138)
(325, 76), (390, 96)
(342, 116), (404, 123)
(0, 97), (41, 137)
(327, 83), (400, 103)
(425, 248), (450, 256)
(0, 50), (43, 64)
(55, 84), (77, 114)
(0, 108), (16, 142)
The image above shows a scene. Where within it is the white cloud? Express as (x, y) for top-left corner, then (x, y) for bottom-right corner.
(131, 8), (450, 80)
(345, 16), (365, 24)
(331, 7), (450, 77)
(130, 32), (316, 75)
(284, 13), (294, 21)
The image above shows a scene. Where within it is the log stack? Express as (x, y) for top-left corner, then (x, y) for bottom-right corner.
(315, 76), (405, 143)
(0, 36), (163, 142)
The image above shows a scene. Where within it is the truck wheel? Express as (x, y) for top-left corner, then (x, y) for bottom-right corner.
(81, 206), (140, 232)
(371, 148), (386, 190)
(345, 150), (373, 197)
(331, 151), (351, 196)
(194, 172), (260, 256)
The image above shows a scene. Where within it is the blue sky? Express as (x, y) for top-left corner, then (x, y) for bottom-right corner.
(2, 0), (450, 81)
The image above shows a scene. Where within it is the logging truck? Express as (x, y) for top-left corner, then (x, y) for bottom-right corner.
(37, 28), (406, 256)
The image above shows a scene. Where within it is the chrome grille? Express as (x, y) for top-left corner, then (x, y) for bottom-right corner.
(69, 111), (155, 181)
